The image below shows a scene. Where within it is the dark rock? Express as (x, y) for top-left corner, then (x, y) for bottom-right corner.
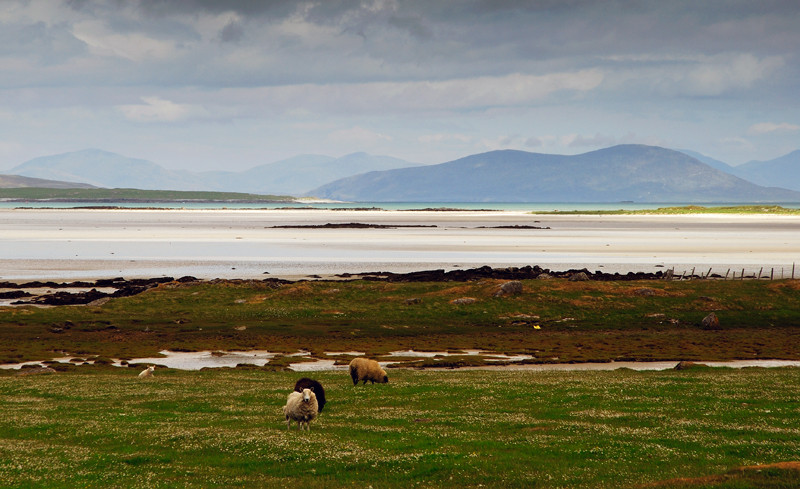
(568, 272), (590, 282)
(358, 265), (667, 283)
(451, 297), (477, 305)
(404, 298), (422, 305)
(634, 288), (656, 296)
(0, 290), (32, 299)
(494, 281), (523, 297)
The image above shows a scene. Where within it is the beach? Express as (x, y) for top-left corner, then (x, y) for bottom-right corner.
(1, 207), (799, 281)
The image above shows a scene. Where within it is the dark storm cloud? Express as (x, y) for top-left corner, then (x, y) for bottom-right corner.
(2, 0), (799, 169)
(219, 19), (246, 43)
(52, 0), (800, 85)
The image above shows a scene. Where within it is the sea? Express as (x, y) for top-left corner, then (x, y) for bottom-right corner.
(2, 201), (800, 211)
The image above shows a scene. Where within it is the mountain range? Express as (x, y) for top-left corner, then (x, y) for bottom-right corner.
(4, 149), (419, 195)
(311, 145), (800, 202)
(2, 145), (800, 203)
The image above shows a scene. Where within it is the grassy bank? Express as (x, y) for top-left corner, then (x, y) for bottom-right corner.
(1, 367), (798, 488)
(2, 278), (800, 365)
(542, 205), (800, 215)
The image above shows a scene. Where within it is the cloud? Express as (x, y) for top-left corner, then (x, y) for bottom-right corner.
(562, 133), (619, 148)
(609, 53), (787, 99)
(1, 0), (798, 170)
(679, 54), (785, 96)
(219, 19), (246, 43)
(116, 96), (207, 122)
(72, 20), (182, 61)
(418, 133), (471, 144)
(748, 122), (800, 135)
(214, 69), (604, 117)
(326, 126), (392, 146)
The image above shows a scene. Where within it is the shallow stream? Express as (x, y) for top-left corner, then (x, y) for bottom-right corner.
(2, 349), (799, 372)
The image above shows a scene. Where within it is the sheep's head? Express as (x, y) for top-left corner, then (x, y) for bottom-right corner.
(301, 388), (313, 403)
(147, 366), (155, 372)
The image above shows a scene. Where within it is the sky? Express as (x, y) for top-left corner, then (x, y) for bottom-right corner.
(1, 0), (799, 172)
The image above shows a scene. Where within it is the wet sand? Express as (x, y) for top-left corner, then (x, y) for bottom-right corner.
(2, 208), (799, 281)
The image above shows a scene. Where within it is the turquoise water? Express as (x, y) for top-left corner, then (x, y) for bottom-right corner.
(3, 201), (799, 211)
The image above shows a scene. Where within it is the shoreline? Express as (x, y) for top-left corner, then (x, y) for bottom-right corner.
(2, 207), (799, 282)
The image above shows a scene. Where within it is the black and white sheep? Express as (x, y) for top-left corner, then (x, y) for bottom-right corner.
(282, 388), (318, 430)
(294, 377), (326, 412)
(348, 358), (388, 385)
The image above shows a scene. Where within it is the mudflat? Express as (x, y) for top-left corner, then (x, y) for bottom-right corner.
(1, 208), (798, 280)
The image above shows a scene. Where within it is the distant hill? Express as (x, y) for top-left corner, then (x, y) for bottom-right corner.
(197, 153), (420, 195)
(725, 150), (800, 191)
(0, 187), (294, 202)
(0, 174), (97, 189)
(7, 149), (205, 191)
(677, 149), (735, 173)
(310, 145), (800, 203)
(6, 150), (418, 195)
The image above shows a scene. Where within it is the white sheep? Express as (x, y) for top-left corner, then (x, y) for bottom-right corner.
(138, 365), (155, 378)
(282, 388), (318, 430)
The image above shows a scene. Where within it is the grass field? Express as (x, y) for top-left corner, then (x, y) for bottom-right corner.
(2, 278), (799, 365)
(2, 277), (799, 487)
(1, 367), (798, 488)
(543, 205), (800, 215)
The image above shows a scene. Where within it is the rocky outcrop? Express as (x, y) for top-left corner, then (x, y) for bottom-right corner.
(6, 277), (192, 306)
(451, 297), (477, 305)
(494, 281), (523, 297)
(355, 265), (668, 283)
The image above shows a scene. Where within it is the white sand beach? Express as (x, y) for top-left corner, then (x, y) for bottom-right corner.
(1, 208), (799, 281)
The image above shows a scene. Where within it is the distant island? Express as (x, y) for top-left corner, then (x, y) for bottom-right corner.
(0, 187), (296, 203)
(3, 144), (800, 203)
(311, 145), (800, 203)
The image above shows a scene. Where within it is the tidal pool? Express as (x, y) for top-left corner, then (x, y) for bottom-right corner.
(3, 349), (799, 372)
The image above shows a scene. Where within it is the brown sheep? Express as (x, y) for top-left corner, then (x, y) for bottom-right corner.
(349, 358), (388, 385)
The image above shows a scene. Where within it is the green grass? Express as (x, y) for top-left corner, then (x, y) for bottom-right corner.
(2, 278), (799, 364)
(0, 367), (798, 488)
(540, 205), (800, 215)
(0, 187), (294, 202)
